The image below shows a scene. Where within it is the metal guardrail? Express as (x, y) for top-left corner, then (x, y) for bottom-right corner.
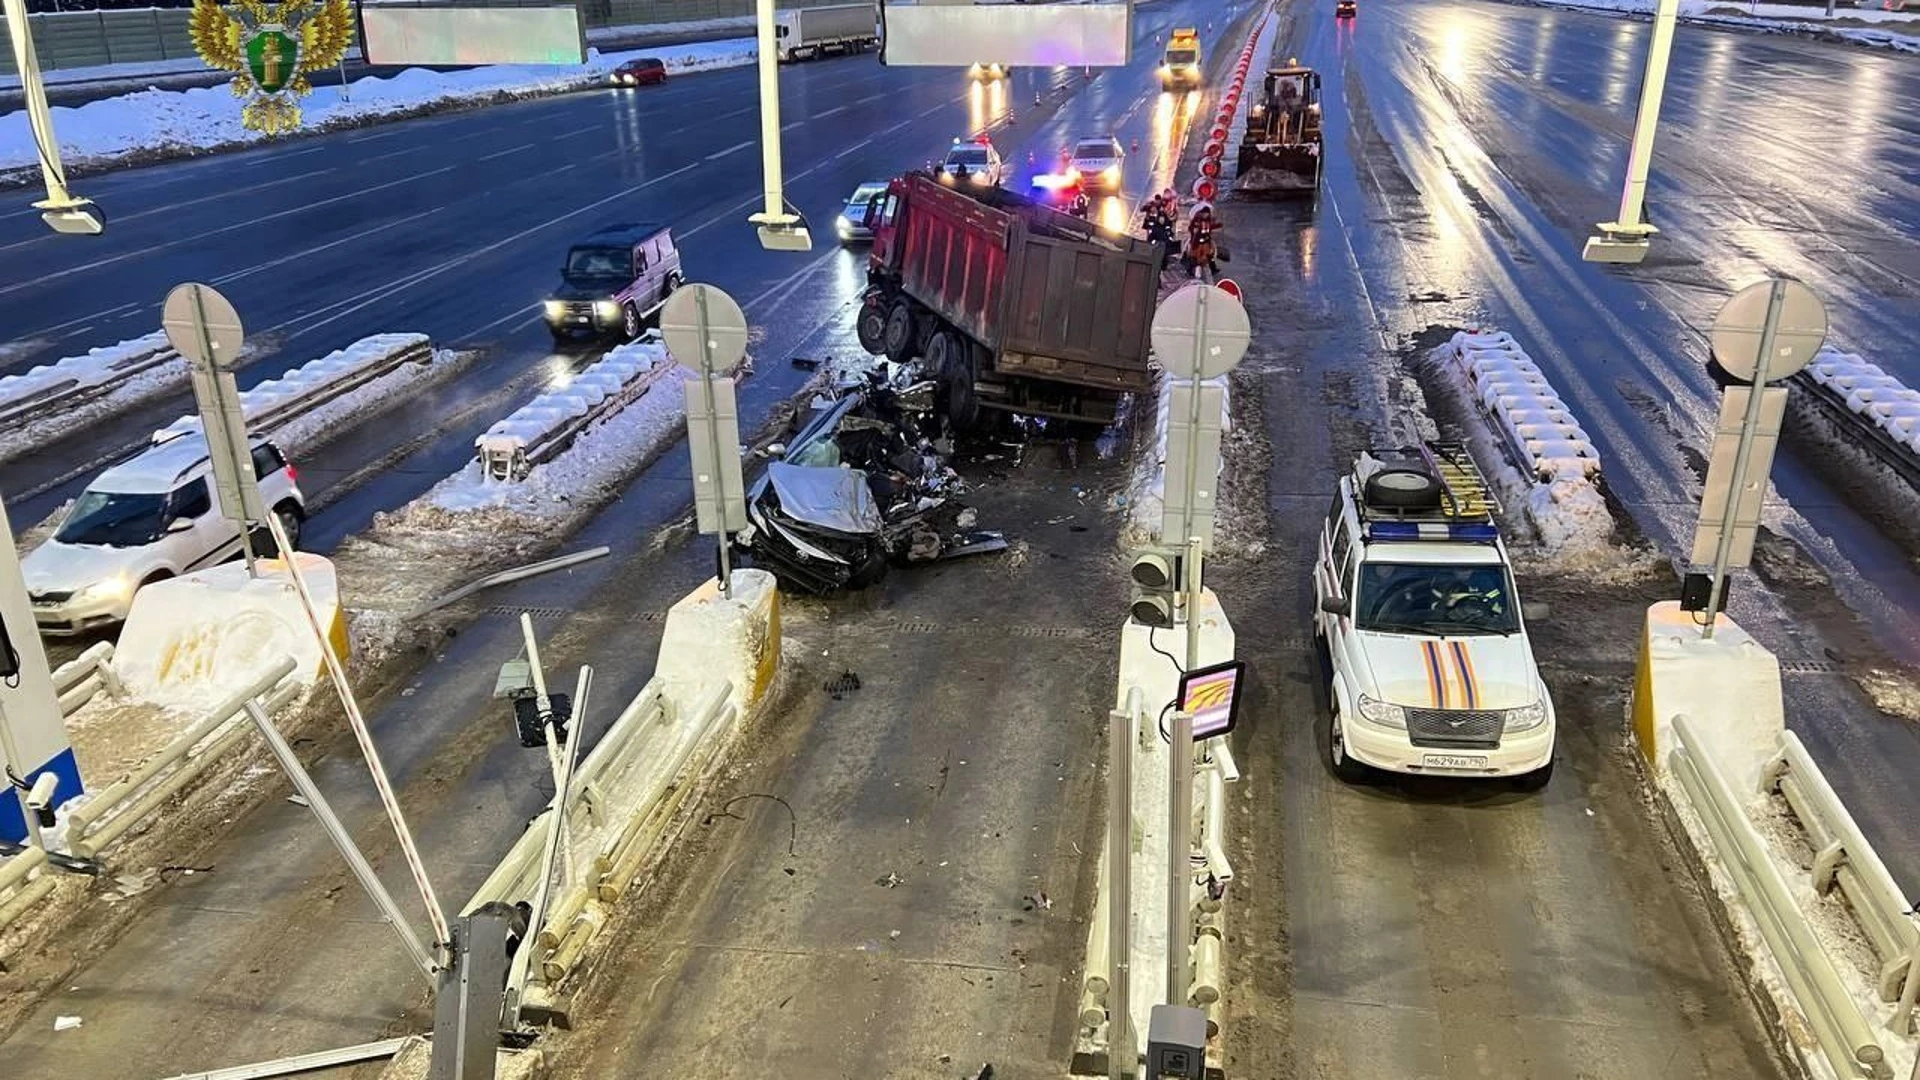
(1762, 731), (1920, 1031)
(1670, 715), (1892, 1079)
(1788, 368), (1920, 494)
(51, 639), (121, 716)
(463, 674), (739, 1008)
(0, 336), (178, 432)
(476, 342), (674, 483)
(0, 658), (302, 931)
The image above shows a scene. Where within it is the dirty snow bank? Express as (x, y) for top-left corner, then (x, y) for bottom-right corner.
(334, 341), (748, 663)
(1654, 763), (1919, 1080)
(0, 38), (757, 177)
(1517, 0), (1920, 51)
(1414, 331), (1652, 576)
(0, 332), (177, 463)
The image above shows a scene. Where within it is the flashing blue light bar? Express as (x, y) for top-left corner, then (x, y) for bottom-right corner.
(1365, 521), (1499, 543)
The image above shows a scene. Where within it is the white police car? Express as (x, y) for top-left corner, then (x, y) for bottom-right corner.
(1311, 444), (1555, 789)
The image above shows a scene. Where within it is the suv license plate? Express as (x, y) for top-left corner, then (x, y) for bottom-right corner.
(1422, 754), (1487, 771)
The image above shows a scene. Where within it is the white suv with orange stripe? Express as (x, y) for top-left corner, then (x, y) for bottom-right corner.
(1312, 446), (1555, 790)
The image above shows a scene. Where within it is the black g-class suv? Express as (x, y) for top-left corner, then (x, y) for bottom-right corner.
(543, 222), (683, 342)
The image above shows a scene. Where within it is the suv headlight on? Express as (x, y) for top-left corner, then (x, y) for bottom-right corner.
(78, 575), (133, 602)
(543, 300), (566, 321)
(1355, 694), (1407, 730)
(1503, 700), (1548, 732)
(593, 300), (621, 322)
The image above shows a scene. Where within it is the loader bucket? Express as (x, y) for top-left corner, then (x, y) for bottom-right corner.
(1233, 143), (1322, 194)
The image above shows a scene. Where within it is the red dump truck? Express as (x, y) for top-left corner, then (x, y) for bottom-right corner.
(853, 171), (1160, 431)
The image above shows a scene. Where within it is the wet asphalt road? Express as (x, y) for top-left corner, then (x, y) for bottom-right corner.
(0, 2), (1255, 1075)
(0, 0), (1914, 1077)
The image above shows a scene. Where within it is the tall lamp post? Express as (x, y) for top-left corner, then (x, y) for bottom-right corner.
(1583, 0), (1678, 265)
(2, 0), (102, 235)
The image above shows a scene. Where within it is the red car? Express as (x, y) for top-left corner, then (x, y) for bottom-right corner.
(610, 58), (667, 87)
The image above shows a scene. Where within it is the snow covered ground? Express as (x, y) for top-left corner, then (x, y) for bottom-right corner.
(1522, 0), (1920, 51)
(0, 37), (758, 178)
(0, 331), (178, 464)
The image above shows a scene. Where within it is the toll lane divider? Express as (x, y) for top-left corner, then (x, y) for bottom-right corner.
(0, 331), (179, 463)
(1789, 346), (1920, 493)
(1436, 329), (1600, 484)
(463, 569), (783, 1024)
(1635, 602), (1914, 1080)
(153, 332), (435, 444)
(476, 333), (674, 483)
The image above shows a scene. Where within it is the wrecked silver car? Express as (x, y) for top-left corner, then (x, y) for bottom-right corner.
(735, 369), (1006, 594)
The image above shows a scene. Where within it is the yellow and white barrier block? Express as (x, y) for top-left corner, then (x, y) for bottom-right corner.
(655, 568), (782, 715)
(1631, 600), (1784, 792)
(112, 553), (348, 709)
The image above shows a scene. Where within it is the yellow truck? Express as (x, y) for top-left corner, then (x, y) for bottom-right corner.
(1159, 27), (1202, 90)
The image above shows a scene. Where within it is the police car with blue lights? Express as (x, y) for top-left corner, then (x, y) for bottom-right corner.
(1312, 444), (1556, 789)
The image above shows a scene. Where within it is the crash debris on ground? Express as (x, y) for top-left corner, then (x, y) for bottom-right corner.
(736, 359), (1009, 594)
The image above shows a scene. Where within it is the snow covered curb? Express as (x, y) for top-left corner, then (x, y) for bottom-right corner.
(156, 332), (436, 442)
(0, 38), (757, 182)
(0, 332), (178, 464)
(1799, 347), (1920, 462)
(1508, 0), (1920, 53)
(1647, 762), (1917, 1080)
(471, 337), (675, 485)
(1417, 330), (1632, 574)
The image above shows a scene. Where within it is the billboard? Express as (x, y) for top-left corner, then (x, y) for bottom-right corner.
(878, 2), (1132, 67)
(360, 4), (587, 66)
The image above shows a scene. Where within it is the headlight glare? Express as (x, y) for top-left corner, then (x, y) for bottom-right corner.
(1504, 700), (1548, 732)
(1356, 694), (1406, 729)
(543, 300), (566, 320)
(593, 300), (621, 321)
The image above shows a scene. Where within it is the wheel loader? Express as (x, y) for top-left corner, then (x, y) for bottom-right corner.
(1235, 63), (1323, 196)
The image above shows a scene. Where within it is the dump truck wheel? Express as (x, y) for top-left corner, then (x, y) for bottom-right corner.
(942, 337), (982, 432)
(883, 301), (917, 364)
(856, 302), (888, 354)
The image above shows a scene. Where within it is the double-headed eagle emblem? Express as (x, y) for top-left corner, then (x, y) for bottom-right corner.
(189, 0), (354, 135)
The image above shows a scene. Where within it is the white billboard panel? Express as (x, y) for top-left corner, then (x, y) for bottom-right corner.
(879, 4), (1132, 67)
(361, 5), (587, 66)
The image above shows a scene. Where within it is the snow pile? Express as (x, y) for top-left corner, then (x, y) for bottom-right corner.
(1519, 0), (1920, 52)
(1804, 346), (1920, 457)
(476, 336), (671, 463)
(1421, 332), (1619, 562)
(154, 333), (430, 443)
(110, 553), (341, 713)
(0, 332), (180, 463)
(1122, 373), (1232, 546)
(0, 39), (758, 177)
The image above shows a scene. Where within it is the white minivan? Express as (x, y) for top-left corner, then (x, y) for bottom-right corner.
(23, 434), (306, 635)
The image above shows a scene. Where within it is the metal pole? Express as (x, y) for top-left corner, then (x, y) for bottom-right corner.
(0, 701), (46, 851)
(190, 285), (257, 579)
(1166, 709), (1193, 1006)
(696, 288), (733, 599)
(338, 56), (350, 102)
(263, 512), (450, 956)
(1107, 699), (1134, 1080)
(519, 614), (575, 889)
(242, 699), (436, 978)
(1611, 0), (1680, 237)
(752, 0), (788, 221)
(1, 0), (94, 222)
(1701, 280), (1785, 640)
(507, 664), (592, 1016)
(1177, 293), (1213, 551)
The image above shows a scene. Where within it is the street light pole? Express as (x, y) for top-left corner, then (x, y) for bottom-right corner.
(2, 0), (102, 235)
(1583, 0), (1678, 265)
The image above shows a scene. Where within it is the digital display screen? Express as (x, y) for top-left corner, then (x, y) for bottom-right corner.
(1178, 659), (1245, 739)
(361, 5), (586, 66)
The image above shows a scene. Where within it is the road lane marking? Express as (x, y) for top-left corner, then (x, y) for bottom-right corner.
(479, 142), (537, 161)
(817, 104), (848, 118)
(257, 161), (701, 344)
(706, 140), (754, 161)
(0, 165), (457, 298)
(211, 207), (445, 287)
(240, 144), (331, 166)
(782, 120), (803, 131)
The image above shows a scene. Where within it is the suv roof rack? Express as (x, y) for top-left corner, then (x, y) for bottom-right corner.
(1353, 442), (1501, 541)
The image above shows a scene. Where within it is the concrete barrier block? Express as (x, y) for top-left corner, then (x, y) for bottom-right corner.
(113, 553), (348, 710)
(1631, 600), (1784, 792)
(656, 568), (781, 713)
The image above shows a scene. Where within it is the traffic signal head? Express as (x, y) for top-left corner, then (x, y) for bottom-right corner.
(1129, 547), (1181, 627)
